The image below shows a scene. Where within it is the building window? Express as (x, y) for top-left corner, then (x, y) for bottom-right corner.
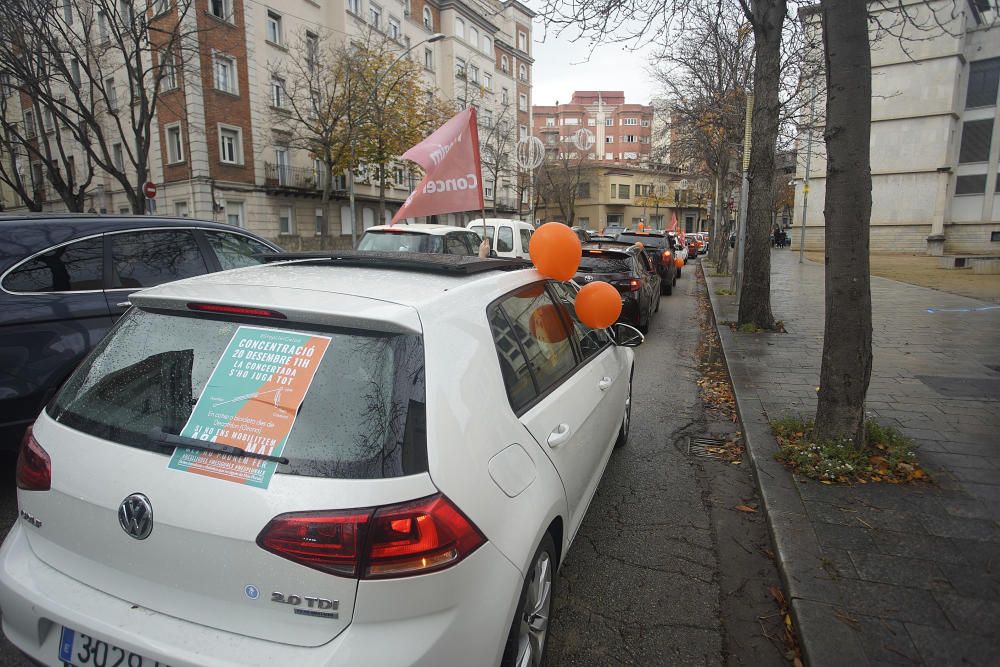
(605, 152), (614, 160)
(424, 48), (433, 70)
(469, 27), (479, 48)
(959, 119), (993, 163)
(625, 134), (637, 143)
(954, 174), (987, 195)
(606, 136), (614, 143)
(208, 0), (231, 21)
(563, 117), (578, 126)
(519, 125), (527, 140)
(278, 206), (294, 234)
(605, 118), (614, 126)
(214, 54), (237, 94)
(423, 6), (432, 29)
(226, 201), (244, 227)
(347, 0), (359, 15)
(306, 32), (319, 72)
(41, 107), (54, 132)
(165, 123), (183, 163)
(469, 64), (479, 83)
(153, 0), (170, 16)
(502, 88), (510, 105)
(389, 16), (401, 40)
(97, 10), (109, 39)
(641, 119), (650, 127)
(175, 201), (189, 217)
(455, 17), (464, 39)
(618, 184), (630, 199)
(219, 125), (242, 164)
(484, 73), (492, 90)
(160, 50), (177, 90)
(274, 146), (290, 184)
(456, 58), (466, 77)
(483, 36), (491, 53)
(518, 93), (527, 112)
(62, 1), (74, 24)
(119, 0), (135, 24)
(484, 181), (494, 199)
(271, 76), (285, 108)
(544, 116), (554, 127)
(368, 3), (381, 28)
(501, 55), (509, 73)
(519, 64), (527, 82)
(622, 117), (638, 125)
(23, 110), (35, 137)
(966, 58), (1000, 108)
(266, 11), (282, 44)
(577, 182), (590, 198)
(518, 31), (526, 51)
(112, 142), (124, 171)
(70, 59), (81, 86)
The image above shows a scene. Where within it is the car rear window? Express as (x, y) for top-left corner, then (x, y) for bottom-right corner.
(617, 233), (668, 248)
(48, 309), (427, 480)
(579, 255), (631, 273)
(358, 231), (444, 254)
(469, 225), (496, 241)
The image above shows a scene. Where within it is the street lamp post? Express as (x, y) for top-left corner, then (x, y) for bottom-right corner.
(347, 32), (445, 246)
(798, 87), (816, 263)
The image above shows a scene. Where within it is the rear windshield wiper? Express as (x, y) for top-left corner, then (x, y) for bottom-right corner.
(148, 428), (289, 465)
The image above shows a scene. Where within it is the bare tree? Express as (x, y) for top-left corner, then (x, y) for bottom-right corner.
(0, 0), (206, 213)
(535, 151), (588, 225)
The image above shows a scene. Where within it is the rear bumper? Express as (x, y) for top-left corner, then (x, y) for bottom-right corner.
(0, 523), (521, 667)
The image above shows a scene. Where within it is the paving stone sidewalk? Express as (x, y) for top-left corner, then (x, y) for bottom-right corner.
(703, 250), (1000, 666)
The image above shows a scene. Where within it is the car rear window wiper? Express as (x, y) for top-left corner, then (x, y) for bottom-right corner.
(148, 428), (289, 465)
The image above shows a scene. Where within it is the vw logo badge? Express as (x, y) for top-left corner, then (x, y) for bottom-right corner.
(245, 585), (260, 600)
(118, 493), (153, 540)
(584, 275), (594, 282)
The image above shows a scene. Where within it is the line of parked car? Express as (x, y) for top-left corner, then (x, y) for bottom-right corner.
(0, 213), (654, 667)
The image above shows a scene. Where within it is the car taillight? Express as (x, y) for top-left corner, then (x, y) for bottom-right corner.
(662, 250), (672, 260)
(187, 303), (286, 319)
(614, 279), (641, 292)
(16, 425), (50, 491)
(256, 494), (485, 579)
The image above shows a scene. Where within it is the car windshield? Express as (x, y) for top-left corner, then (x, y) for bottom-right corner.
(579, 255), (632, 273)
(49, 309), (427, 480)
(617, 233), (668, 249)
(358, 231), (444, 253)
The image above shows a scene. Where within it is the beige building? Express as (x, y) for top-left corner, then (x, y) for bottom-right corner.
(795, 1), (1000, 255)
(0, 0), (535, 248)
(537, 165), (709, 233)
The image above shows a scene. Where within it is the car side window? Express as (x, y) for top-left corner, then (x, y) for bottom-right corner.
(520, 229), (532, 251)
(497, 226), (514, 253)
(639, 253), (654, 273)
(110, 230), (208, 289)
(459, 232), (481, 255)
(2, 237), (104, 293)
(488, 308), (537, 412)
(203, 231), (273, 270)
(445, 234), (471, 255)
(492, 284), (577, 408)
(547, 282), (612, 361)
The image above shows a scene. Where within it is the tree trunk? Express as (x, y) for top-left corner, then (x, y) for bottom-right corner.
(737, 0), (786, 329)
(814, 0), (873, 445)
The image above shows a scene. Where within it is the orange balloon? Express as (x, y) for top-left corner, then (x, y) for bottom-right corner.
(529, 303), (570, 343)
(529, 222), (581, 281)
(575, 281), (622, 329)
(674, 257), (683, 269)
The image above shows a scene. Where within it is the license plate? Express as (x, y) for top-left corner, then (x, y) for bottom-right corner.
(58, 627), (169, 667)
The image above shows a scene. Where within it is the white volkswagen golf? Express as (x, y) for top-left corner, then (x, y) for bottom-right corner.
(0, 252), (639, 667)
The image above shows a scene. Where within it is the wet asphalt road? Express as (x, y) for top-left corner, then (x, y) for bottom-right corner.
(0, 261), (787, 666)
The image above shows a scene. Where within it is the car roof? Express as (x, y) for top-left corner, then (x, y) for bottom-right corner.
(364, 224), (471, 235)
(130, 252), (540, 329)
(618, 230), (666, 237)
(467, 218), (533, 228)
(0, 215), (276, 274)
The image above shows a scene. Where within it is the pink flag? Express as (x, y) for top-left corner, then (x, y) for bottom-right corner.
(391, 108), (484, 224)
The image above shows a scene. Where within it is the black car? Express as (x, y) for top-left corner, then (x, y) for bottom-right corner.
(0, 215), (281, 449)
(615, 231), (679, 295)
(575, 243), (661, 334)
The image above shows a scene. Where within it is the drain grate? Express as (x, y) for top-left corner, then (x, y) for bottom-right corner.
(686, 436), (730, 460)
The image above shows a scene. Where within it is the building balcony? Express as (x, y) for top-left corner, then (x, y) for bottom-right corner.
(264, 163), (347, 195)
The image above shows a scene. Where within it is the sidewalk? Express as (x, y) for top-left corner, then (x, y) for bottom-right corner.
(704, 250), (1000, 666)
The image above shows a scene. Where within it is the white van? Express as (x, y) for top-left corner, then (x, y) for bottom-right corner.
(467, 218), (535, 259)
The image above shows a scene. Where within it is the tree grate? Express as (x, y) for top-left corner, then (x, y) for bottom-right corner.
(686, 436), (730, 460)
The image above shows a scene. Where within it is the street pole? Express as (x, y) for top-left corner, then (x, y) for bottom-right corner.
(735, 94), (753, 296)
(347, 33), (445, 246)
(798, 89), (816, 263)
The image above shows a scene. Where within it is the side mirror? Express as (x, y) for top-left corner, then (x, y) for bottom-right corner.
(613, 323), (644, 347)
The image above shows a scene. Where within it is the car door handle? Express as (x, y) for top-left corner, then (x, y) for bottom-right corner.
(547, 423), (571, 448)
(598, 376), (613, 391)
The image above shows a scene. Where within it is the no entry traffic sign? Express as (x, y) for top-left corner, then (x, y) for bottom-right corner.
(142, 181), (157, 199)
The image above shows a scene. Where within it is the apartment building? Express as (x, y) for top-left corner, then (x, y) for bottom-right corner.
(532, 91), (654, 165)
(0, 0), (534, 247)
(794, 2), (1000, 255)
(536, 164), (708, 232)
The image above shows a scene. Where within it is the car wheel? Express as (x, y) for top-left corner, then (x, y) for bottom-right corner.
(614, 374), (632, 449)
(501, 534), (556, 667)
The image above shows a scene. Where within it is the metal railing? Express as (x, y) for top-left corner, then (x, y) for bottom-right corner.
(264, 163), (325, 190)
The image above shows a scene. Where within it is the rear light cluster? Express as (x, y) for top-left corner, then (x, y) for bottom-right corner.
(612, 279), (641, 292)
(661, 250), (673, 261)
(257, 494), (485, 579)
(16, 425), (51, 491)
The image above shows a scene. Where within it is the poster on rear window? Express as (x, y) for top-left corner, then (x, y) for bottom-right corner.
(167, 326), (331, 489)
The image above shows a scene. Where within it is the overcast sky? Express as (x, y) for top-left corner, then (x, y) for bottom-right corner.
(528, 13), (661, 107)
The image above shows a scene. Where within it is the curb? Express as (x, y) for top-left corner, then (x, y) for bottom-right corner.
(700, 262), (868, 667)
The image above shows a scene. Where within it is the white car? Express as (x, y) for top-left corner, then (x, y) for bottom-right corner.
(667, 232), (690, 266)
(0, 251), (640, 667)
(357, 223), (484, 255)
(467, 219), (535, 259)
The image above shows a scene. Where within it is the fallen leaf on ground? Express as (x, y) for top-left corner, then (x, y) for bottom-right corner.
(735, 505), (758, 513)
